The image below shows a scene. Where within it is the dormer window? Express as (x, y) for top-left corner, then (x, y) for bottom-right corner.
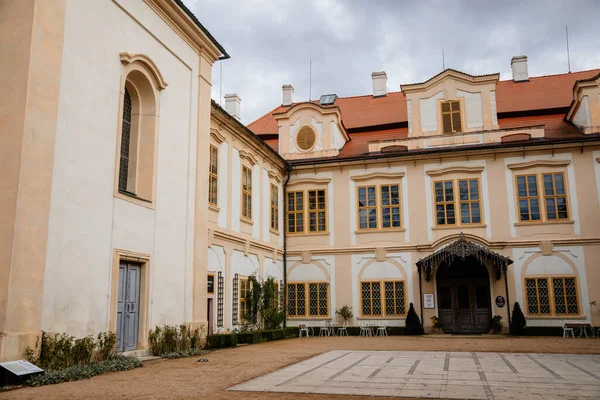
(296, 126), (316, 151)
(441, 100), (462, 134)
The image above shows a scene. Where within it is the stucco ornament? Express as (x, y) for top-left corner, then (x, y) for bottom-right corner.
(416, 233), (513, 281)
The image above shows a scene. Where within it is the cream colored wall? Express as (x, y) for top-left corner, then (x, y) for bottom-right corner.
(286, 143), (600, 328)
(0, 0), (66, 361)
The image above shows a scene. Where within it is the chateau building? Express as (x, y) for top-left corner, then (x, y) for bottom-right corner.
(1, 0), (600, 362)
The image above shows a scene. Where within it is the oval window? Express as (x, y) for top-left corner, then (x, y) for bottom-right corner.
(296, 126), (316, 151)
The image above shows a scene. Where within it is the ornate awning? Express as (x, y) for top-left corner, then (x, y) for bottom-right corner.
(416, 233), (513, 282)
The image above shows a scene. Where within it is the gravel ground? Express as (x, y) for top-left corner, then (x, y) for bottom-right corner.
(3, 335), (599, 400)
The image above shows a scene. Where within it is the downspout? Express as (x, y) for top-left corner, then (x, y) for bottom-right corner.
(504, 270), (512, 333)
(282, 164), (292, 328)
(418, 268), (424, 328)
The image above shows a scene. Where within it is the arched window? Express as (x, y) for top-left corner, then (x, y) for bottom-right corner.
(115, 53), (167, 206)
(119, 88), (133, 192)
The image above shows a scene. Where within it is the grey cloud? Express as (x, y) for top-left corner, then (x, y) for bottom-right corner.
(185, 0), (600, 124)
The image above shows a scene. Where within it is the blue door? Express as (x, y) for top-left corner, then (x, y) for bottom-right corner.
(116, 262), (141, 352)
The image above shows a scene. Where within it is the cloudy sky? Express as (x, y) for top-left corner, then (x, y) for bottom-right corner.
(184, 0), (600, 124)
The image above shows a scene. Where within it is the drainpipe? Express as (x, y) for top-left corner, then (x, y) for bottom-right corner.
(504, 271), (512, 333)
(282, 164), (292, 328)
(418, 268), (424, 328)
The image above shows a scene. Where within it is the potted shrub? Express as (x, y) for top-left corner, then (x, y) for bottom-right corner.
(404, 303), (424, 335)
(491, 315), (503, 333)
(335, 305), (353, 323)
(510, 302), (527, 335)
(430, 316), (443, 333)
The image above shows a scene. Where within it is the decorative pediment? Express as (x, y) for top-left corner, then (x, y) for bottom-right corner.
(426, 166), (484, 176)
(507, 159), (570, 170)
(268, 171), (282, 183)
(287, 177), (331, 187)
(239, 149), (258, 165)
(351, 172), (405, 182)
(120, 52), (168, 90)
(210, 128), (226, 144)
(400, 69), (499, 93)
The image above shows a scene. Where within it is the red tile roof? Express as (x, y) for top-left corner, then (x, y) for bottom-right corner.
(248, 69), (600, 135)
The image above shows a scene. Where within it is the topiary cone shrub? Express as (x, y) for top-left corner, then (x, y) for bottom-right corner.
(510, 302), (527, 335)
(404, 303), (424, 335)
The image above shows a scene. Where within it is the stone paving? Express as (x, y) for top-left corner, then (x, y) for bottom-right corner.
(229, 350), (600, 399)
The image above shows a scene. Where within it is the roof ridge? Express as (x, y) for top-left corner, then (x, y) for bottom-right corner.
(498, 68), (600, 82)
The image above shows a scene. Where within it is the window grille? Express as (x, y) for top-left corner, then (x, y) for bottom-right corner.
(308, 283), (328, 316)
(217, 272), (224, 327)
(362, 281), (405, 316)
(287, 283), (306, 316)
(384, 281), (405, 315)
(552, 277), (578, 315)
(279, 279), (284, 312)
(525, 278), (550, 315)
(119, 89), (132, 192)
(232, 273), (239, 325)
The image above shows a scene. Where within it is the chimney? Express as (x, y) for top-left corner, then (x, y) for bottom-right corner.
(223, 93), (241, 120)
(372, 71), (387, 97)
(282, 84), (294, 106)
(511, 56), (529, 82)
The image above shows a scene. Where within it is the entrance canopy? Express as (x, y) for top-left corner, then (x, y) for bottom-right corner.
(416, 234), (513, 282)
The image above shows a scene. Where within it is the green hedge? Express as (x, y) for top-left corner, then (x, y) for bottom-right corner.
(524, 327), (563, 336)
(236, 331), (263, 344)
(206, 333), (237, 349)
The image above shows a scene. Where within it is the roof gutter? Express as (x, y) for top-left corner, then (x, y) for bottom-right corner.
(288, 135), (600, 167)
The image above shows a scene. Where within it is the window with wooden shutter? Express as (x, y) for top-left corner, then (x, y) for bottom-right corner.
(441, 100), (461, 134)
(296, 126), (316, 151)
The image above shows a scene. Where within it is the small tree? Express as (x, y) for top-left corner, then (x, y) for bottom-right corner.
(262, 276), (284, 330)
(510, 302), (527, 335)
(404, 303), (424, 335)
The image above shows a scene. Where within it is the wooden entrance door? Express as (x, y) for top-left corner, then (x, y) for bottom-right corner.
(436, 258), (492, 334)
(117, 261), (141, 352)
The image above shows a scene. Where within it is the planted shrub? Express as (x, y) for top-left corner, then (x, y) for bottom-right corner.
(510, 302), (527, 335)
(25, 331), (117, 371)
(148, 324), (205, 357)
(335, 305), (353, 323)
(404, 303), (424, 335)
(206, 333), (237, 349)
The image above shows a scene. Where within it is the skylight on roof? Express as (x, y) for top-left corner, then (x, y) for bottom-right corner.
(319, 94), (337, 105)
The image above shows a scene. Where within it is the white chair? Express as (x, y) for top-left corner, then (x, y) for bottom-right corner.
(337, 321), (349, 336)
(561, 321), (575, 338)
(319, 321), (330, 337)
(376, 324), (388, 337)
(299, 323), (311, 338)
(359, 322), (371, 337)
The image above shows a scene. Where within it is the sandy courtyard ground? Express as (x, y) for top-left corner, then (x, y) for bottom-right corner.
(2, 335), (600, 400)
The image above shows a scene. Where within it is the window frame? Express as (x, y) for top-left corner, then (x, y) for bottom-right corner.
(207, 273), (215, 295)
(308, 189), (328, 233)
(270, 183), (279, 232)
(434, 180), (457, 226)
(524, 277), (551, 316)
(239, 277), (250, 320)
(360, 280), (407, 317)
(457, 178), (482, 225)
(241, 165), (252, 221)
(523, 275), (580, 317)
(380, 184), (402, 230)
(515, 174), (541, 222)
(286, 191), (305, 234)
(542, 172), (570, 221)
(357, 186), (378, 231)
(441, 100), (462, 134)
(208, 145), (219, 207)
(551, 276), (579, 316)
(513, 172), (571, 224)
(286, 282), (329, 318)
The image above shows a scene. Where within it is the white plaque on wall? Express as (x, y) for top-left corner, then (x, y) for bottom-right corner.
(423, 294), (434, 309)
